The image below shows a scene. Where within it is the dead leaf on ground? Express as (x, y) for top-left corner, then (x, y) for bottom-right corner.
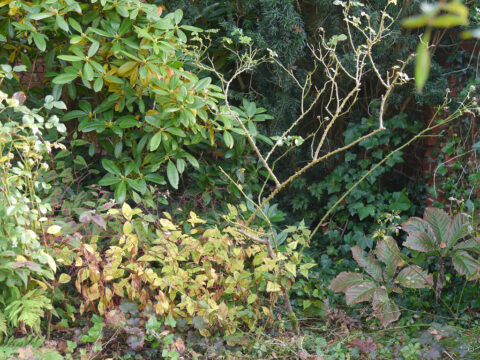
(348, 337), (377, 354)
(105, 309), (126, 327)
(173, 338), (186, 355)
(17, 346), (35, 360)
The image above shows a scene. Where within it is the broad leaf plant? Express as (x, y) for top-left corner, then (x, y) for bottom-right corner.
(329, 237), (432, 327)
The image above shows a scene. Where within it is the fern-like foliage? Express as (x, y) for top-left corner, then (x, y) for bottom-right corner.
(0, 335), (43, 359)
(4, 290), (51, 334)
(0, 313), (5, 337)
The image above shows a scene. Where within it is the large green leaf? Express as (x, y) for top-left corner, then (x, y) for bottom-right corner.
(451, 251), (480, 278)
(351, 245), (383, 281)
(395, 265), (431, 289)
(345, 281), (377, 306)
(372, 287), (400, 328)
(328, 272), (366, 293)
(376, 236), (403, 281)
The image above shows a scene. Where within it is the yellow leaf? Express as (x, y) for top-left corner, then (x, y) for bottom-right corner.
(285, 262), (296, 277)
(58, 273), (71, 284)
(47, 225), (62, 236)
(117, 61), (138, 77)
(217, 302), (228, 320)
(0, 0), (13, 8)
(266, 281), (281, 292)
(86, 283), (100, 301)
(122, 202), (132, 220)
(123, 221), (132, 235)
(160, 218), (176, 231)
(247, 293), (257, 304)
(209, 128), (214, 146)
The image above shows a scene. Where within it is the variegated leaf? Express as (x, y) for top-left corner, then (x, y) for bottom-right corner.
(372, 287), (400, 328)
(328, 272), (366, 293)
(396, 265), (431, 289)
(345, 281), (377, 306)
(351, 245), (383, 281)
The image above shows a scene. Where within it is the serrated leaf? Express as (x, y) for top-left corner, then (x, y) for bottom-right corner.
(451, 251), (480, 277)
(328, 272), (365, 293)
(403, 230), (438, 253)
(396, 265), (431, 289)
(376, 236), (403, 281)
(424, 207), (450, 245)
(345, 281), (377, 305)
(446, 212), (469, 249)
(351, 245), (383, 281)
(454, 238), (480, 253)
(372, 287), (400, 328)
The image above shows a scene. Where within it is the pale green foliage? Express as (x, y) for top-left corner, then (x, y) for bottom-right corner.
(0, 67), (65, 333)
(4, 290), (51, 334)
